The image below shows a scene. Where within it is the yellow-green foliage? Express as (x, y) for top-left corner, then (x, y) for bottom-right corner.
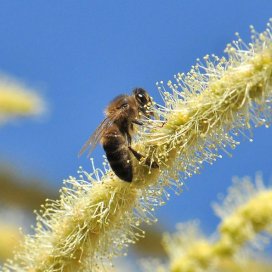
(156, 176), (272, 272)
(219, 259), (272, 272)
(0, 76), (44, 124)
(3, 21), (272, 271)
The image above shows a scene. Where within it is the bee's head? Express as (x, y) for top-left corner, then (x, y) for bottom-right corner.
(132, 88), (153, 116)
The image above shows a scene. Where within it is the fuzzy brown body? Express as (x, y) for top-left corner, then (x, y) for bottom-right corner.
(101, 123), (134, 182)
(101, 95), (138, 182)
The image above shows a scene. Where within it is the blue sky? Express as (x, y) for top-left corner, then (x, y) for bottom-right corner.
(0, 1), (271, 235)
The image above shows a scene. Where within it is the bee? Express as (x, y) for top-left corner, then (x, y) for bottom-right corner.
(79, 88), (158, 182)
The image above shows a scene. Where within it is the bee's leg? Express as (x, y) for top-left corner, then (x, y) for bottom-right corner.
(154, 104), (167, 127)
(128, 146), (159, 168)
(158, 121), (166, 128)
(126, 133), (132, 146)
(133, 118), (165, 128)
(132, 119), (144, 126)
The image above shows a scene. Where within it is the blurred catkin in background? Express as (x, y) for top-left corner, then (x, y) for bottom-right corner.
(0, 76), (44, 124)
(144, 175), (272, 272)
(0, 224), (22, 262)
(0, 75), (47, 263)
(3, 20), (272, 271)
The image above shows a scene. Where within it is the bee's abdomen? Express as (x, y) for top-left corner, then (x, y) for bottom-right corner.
(102, 135), (133, 182)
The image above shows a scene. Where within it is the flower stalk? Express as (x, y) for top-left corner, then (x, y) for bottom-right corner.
(3, 21), (272, 271)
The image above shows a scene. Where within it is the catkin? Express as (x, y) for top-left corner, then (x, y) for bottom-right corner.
(0, 76), (43, 124)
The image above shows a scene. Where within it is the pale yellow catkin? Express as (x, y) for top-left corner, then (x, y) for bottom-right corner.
(161, 176), (272, 272)
(0, 76), (44, 124)
(0, 224), (22, 262)
(3, 21), (272, 271)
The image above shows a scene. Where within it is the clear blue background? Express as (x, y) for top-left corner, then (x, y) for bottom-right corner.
(0, 0), (271, 236)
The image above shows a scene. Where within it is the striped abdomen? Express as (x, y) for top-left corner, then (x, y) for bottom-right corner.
(102, 129), (133, 182)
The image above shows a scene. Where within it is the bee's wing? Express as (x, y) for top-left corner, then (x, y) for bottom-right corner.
(78, 116), (116, 157)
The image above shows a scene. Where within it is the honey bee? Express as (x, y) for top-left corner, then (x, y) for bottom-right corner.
(79, 88), (158, 182)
